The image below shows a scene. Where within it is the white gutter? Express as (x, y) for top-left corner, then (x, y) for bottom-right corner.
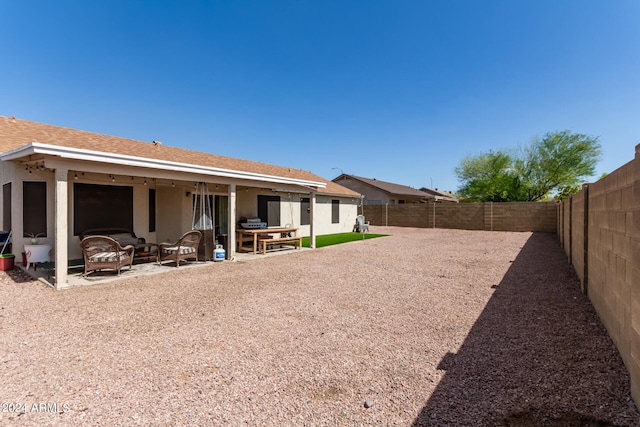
(1, 142), (326, 188)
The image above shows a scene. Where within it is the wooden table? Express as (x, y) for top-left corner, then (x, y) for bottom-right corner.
(237, 227), (299, 254)
(134, 242), (158, 261)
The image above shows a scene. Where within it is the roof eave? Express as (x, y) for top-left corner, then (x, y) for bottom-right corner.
(1, 142), (326, 188)
(320, 191), (362, 198)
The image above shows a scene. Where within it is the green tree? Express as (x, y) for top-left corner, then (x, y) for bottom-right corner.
(454, 150), (522, 202)
(455, 131), (601, 202)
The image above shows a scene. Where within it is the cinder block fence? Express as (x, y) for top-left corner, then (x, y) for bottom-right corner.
(363, 200), (557, 232)
(558, 144), (640, 405)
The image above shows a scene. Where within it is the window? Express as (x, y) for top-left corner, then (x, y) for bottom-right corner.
(331, 199), (339, 224)
(2, 183), (11, 231)
(215, 195), (229, 235)
(300, 197), (310, 225)
(366, 199), (383, 205)
(149, 188), (156, 232)
(73, 183), (133, 235)
(258, 195), (281, 226)
(23, 182), (47, 237)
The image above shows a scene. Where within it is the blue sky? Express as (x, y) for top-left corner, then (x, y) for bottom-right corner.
(1, 1), (638, 193)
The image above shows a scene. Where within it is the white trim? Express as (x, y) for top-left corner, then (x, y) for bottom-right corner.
(1, 143), (326, 188)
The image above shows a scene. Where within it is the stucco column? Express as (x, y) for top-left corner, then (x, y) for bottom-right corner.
(309, 190), (316, 249)
(54, 167), (69, 289)
(228, 183), (236, 259)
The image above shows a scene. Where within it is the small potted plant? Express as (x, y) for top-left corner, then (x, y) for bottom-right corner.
(0, 252), (15, 271)
(26, 232), (44, 245)
(0, 230), (14, 270)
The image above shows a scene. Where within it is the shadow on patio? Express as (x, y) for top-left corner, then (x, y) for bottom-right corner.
(412, 233), (639, 426)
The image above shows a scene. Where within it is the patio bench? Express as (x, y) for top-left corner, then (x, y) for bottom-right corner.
(79, 228), (141, 245)
(259, 236), (303, 254)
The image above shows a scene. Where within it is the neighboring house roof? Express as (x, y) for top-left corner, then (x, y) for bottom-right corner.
(0, 116), (359, 197)
(333, 174), (433, 199)
(419, 187), (459, 203)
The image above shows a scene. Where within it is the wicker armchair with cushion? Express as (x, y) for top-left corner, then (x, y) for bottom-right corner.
(157, 230), (202, 267)
(80, 235), (135, 276)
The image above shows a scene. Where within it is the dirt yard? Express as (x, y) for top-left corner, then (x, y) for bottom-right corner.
(1, 227), (638, 426)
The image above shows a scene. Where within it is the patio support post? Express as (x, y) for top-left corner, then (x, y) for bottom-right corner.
(228, 183), (236, 259)
(54, 167), (69, 289)
(309, 190), (316, 248)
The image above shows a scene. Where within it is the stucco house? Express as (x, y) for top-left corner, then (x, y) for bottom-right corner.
(333, 174), (459, 204)
(332, 174), (434, 204)
(0, 116), (361, 289)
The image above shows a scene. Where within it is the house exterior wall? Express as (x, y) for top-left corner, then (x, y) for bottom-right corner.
(235, 189), (358, 235)
(156, 184), (190, 244)
(312, 195), (359, 235)
(10, 166), (56, 257)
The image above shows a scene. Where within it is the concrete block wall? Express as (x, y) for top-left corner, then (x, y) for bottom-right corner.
(387, 204), (430, 228)
(489, 202), (558, 232)
(561, 198), (571, 260)
(363, 204), (385, 227)
(437, 203), (484, 230)
(570, 187), (587, 292)
(559, 145), (640, 405)
(363, 201), (556, 232)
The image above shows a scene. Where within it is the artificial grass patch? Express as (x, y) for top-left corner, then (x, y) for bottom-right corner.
(301, 232), (388, 248)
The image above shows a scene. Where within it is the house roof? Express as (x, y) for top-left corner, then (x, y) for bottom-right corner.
(333, 174), (432, 199)
(0, 116), (359, 197)
(419, 187), (459, 202)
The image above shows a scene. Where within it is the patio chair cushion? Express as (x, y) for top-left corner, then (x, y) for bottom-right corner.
(88, 251), (131, 263)
(162, 246), (197, 255)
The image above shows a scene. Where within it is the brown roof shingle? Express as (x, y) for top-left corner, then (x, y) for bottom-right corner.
(0, 116), (359, 197)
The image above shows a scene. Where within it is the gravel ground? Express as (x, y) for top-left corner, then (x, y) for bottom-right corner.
(1, 227), (638, 426)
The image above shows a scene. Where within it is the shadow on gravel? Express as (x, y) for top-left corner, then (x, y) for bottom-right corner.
(413, 232), (640, 427)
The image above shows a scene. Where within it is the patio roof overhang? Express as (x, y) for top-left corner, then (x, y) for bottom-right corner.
(1, 142), (327, 189)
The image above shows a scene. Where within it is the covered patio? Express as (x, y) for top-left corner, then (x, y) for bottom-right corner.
(9, 162), (324, 289)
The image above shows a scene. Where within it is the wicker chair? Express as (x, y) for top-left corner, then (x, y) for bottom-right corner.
(80, 235), (135, 276)
(157, 230), (202, 267)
